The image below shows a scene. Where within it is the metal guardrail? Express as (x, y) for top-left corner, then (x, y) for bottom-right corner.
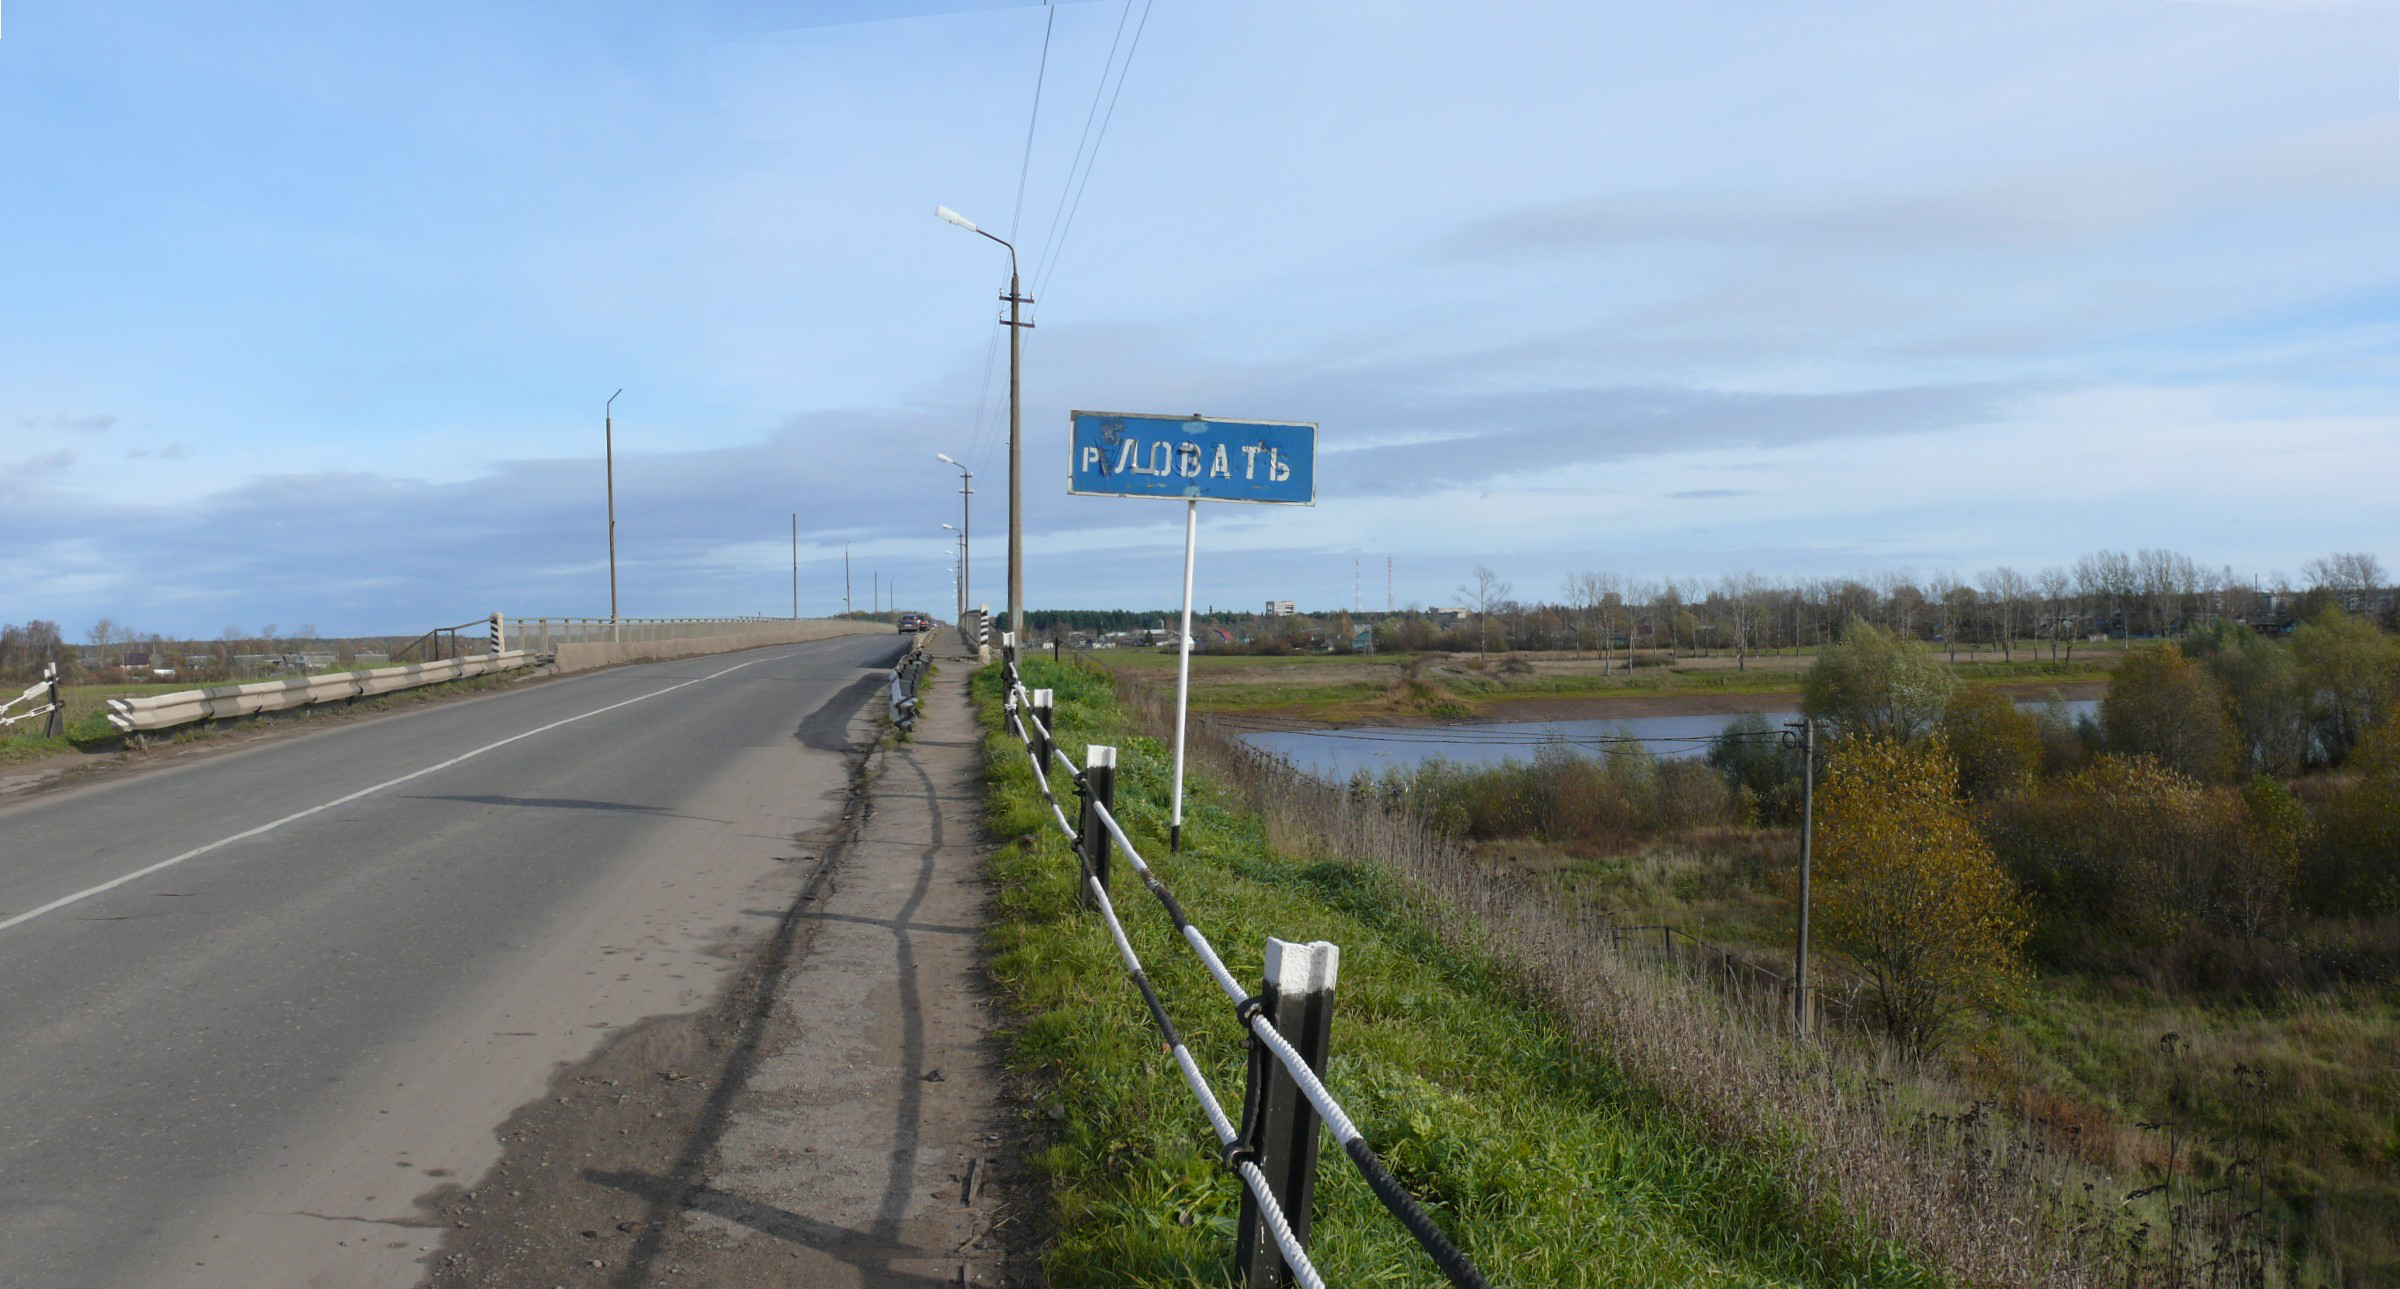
(888, 635), (929, 731)
(504, 616), (789, 654)
(0, 664), (64, 737)
(105, 651), (534, 737)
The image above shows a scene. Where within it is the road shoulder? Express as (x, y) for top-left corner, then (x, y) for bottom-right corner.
(414, 635), (1026, 1288)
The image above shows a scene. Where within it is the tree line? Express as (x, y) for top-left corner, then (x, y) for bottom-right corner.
(1196, 548), (2393, 662)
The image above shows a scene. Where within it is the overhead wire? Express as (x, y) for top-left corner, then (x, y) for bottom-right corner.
(1033, 0), (1159, 299)
(1029, 0), (1137, 289)
(967, 1), (1060, 477)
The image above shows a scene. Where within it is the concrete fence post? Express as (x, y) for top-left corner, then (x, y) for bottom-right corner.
(1236, 937), (1340, 1289)
(488, 612), (503, 655)
(1077, 745), (1116, 910)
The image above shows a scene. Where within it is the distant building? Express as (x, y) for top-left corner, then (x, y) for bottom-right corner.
(1265, 600), (1296, 617)
(1352, 625), (1375, 654)
(1428, 606), (1471, 626)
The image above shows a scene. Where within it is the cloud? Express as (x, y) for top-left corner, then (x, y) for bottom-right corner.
(1441, 116), (2400, 264)
(127, 444), (191, 460)
(1668, 489), (1751, 500)
(17, 413), (117, 432)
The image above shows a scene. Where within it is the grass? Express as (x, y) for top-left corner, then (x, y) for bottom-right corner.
(1094, 648), (2115, 724)
(976, 658), (1942, 1287)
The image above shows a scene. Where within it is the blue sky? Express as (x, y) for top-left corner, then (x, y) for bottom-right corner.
(3, 0), (2396, 635)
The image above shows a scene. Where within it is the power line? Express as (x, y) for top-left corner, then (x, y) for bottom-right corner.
(1030, 0), (1136, 285)
(1009, 2), (1059, 242)
(1034, 0), (1158, 299)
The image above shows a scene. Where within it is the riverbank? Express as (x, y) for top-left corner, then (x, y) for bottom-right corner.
(1091, 648), (2114, 725)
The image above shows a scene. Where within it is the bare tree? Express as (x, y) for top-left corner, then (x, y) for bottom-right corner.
(1459, 566), (1511, 657)
(2033, 567), (2070, 663)
(1981, 567), (2030, 663)
(2303, 552), (2387, 600)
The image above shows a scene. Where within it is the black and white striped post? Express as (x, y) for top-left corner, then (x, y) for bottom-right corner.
(43, 660), (63, 738)
(1076, 744), (1116, 910)
(488, 612), (504, 656)
(1235, 938), (1340, 1289)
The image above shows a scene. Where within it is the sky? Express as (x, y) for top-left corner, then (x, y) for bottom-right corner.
(2, 0), (2397, 636)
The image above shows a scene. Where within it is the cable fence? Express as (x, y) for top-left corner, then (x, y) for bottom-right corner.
(994, 636), (1494, 1289)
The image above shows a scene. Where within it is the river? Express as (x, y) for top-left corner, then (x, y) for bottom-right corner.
(1238, 699), (2101, 779)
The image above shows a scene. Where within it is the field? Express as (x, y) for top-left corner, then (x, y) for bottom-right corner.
(1094, 645), (2117, 724)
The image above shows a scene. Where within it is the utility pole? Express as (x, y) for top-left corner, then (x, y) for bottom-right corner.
(845, 546), (852, 616)
(1386, 556), (1393, 613)
(605, 389), (622, 625)
(1785, 718), (1818, 1036)
(935, 206), (1030, 641)
(791, 513), (799, 621)
(1004, 267), (1030, 642)
(938, 454), (972, 622)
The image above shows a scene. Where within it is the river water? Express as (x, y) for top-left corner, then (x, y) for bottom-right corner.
(1238, 699), (2100, 780)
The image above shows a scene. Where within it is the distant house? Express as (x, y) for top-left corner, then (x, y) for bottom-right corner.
(1428, 606), (1471, 627)
(1352, 625), (1375, 654)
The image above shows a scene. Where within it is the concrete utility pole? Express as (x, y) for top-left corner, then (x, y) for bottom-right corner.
(937, 453), (972, 621)
(605, 389), (622, 625)
(936, 206), (1032, 641)
(1785, 717), (1818, 1036)
(845, 545), (852, 616)
(791, 513), (799, 621)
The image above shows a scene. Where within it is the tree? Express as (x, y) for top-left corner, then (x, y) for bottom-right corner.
(2035, 566), (2071, 663)
(1815, 734), (2030, 1050)
(1720, 573), (1766, 670)
(2301, 551), (2386, 598)
(2101, 645), (2240, 782)
(1981, 567), (2030, 663)
(1458, 566), (1510, 657)
(2075, 549), (2134, 640)
(2290, 606), (2399, 765)
(1801, 619), (1957, 742)
(1941, 685), (2041, 799)
(2181, 621), (2310, 774)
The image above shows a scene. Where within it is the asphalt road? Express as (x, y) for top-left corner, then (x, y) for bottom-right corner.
(0, 633), (908, 1288)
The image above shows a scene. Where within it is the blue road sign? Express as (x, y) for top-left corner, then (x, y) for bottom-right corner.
(1068, 411), (1316, 505)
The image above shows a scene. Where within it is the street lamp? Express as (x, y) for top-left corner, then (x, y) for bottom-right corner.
(935, 452), (972, 624)
(605, 389), (622, 630)
(935, 206), (1030, 641)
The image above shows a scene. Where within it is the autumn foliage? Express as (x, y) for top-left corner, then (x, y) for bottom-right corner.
(1816, 733), (2030, 1050)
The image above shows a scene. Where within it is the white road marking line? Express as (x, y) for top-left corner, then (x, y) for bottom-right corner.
(0, 651), (798, 934)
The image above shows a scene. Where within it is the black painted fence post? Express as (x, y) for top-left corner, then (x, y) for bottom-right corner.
(1077, 745), (1116, 910)
(43, 660), (64, 738)
(1236, 937), (1340, 1289)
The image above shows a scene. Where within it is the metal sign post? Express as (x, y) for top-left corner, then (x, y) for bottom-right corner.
(1069, 411), (1317, 851)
